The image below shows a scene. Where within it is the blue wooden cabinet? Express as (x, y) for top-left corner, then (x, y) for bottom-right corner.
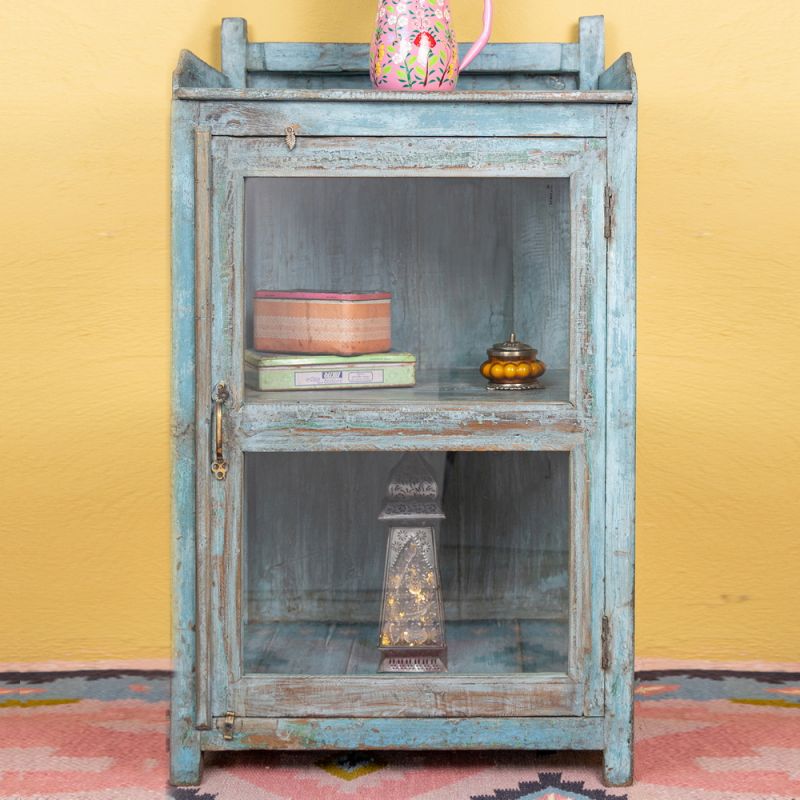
(171, 16), (636, 788)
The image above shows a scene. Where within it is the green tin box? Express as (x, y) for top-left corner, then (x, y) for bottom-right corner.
(245, 349), (417, 391)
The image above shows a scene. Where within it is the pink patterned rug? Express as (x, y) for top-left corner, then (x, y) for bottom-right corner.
(2, 667), (799, 799)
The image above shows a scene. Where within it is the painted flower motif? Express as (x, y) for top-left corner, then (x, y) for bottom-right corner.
(413, 32), (437, 85)
(392, 52), (405, 64)
(397, 15), (409, 28)
(379, 7), (386, 18)
(396, 2), (408, 13)
(435, 9), (443, 18)
(388, 14), (397, 24)
(398, 39), (412, 56)
(447, 57), (457, 80)
(444, 8), (450, 21)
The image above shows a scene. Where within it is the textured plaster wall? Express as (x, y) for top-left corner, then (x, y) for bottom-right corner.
(2, 1), (799, 662)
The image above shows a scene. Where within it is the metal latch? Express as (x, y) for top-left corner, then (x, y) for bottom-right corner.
(211, 382), (229, 481)
(604, 186), (615, 240)
(601, 615), (611, 670)
(285, 124), (300, 151)
(222, 710), (236, 741)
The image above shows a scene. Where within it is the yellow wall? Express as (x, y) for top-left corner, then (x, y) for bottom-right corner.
(3, 1), (798, 663)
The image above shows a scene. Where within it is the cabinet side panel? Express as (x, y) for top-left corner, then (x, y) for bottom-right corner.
(170, 99), (202, 783)
(604, 95), (637, 786)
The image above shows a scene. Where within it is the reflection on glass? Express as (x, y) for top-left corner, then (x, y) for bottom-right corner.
(243, 452), (570, 676)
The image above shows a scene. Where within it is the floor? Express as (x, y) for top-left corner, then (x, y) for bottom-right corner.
(2, 665), (799, 799)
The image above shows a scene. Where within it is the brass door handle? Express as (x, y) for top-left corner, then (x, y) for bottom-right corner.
(211, 382), (229, 480)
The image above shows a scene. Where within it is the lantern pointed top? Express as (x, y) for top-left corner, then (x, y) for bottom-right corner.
(378, 453), (445, 522)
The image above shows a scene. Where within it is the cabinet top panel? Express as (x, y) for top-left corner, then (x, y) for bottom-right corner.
(173, 17), (635, 104)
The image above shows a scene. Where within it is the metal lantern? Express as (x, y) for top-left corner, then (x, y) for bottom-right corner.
(377, 453), (447, 672)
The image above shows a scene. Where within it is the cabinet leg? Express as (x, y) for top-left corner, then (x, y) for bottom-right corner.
(170, 738), (203, 787)
(603, 741), (633, 787)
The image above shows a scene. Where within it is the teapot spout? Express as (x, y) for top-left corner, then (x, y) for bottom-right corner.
(459, 0), (493, 73)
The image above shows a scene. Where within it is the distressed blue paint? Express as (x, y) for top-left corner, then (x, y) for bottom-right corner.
(221, 18), (247, 88)
(170, 99), (202, 785)
(246, 41), (582, 76)
(602, 54), (638, 788)
(578, 16), (605, 91)
(171, 19), (636, 790)
(201, 716), (605, 751)
(193, 98), (612, 139)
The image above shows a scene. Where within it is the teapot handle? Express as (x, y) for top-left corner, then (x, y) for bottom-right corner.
(458, 0), (493, 73)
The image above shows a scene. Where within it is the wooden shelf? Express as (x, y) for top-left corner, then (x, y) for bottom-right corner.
(239, 369), (580, 448)
(244, 368), (570, 408)
(243, 619), (568, 676)
(175, 87), (634, 104)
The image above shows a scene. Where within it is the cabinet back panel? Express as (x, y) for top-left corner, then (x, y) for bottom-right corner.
(244, 450), (570, 624)
(244, 177), (570, 370)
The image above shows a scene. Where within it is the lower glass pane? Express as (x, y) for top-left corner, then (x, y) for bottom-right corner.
(243, 451), (570, 675)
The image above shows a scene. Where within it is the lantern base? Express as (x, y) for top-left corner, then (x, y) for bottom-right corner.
(379, 649), (448, 673)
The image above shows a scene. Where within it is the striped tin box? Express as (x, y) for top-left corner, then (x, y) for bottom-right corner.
(253, 290), (392, 356)
(245, 350), (416, 391)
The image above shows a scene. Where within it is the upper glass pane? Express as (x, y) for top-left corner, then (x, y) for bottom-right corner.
(243, 451), (570, 675)
(243, 177), (571, 402)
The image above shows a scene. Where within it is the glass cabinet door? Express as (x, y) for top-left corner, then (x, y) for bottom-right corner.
(201, 136), (606, 720)
(243, 451), (571, 676)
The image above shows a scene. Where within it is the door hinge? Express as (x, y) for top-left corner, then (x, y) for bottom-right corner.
(604, 186), (615, 240)
(601, 615), (611, 670)
(222, 710), (236, 741)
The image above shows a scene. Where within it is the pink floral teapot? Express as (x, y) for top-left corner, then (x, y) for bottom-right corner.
(370, 0), (493, 91)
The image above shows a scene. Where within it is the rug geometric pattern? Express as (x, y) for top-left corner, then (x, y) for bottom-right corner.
(1, 668), (799, 799)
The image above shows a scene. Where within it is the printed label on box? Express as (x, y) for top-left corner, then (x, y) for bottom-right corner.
(295, 369), (385, 387)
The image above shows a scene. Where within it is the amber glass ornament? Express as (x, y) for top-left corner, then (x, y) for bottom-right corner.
(480, 332), (547, 390)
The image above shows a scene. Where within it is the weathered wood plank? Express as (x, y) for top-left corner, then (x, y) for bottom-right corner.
(244, 368), (572, 408)
(440, 452), (570, 622)
(221, 18), (247, 88)
(513, 179), (571, 373)
(603, 58), (637, 788)
(208, 141), (246, 720)
(199, 99), (611, 138)
(201, 716), (605, 751)
(170, 99), (202, 786)
(243, 620), (568, 675)
(238, 428), (583, 454)
(173, 50), (229, 90)
(246, 42), (580, 75)
(599, 53), (634, 91)
(193, 128), (212, 731)
(233, 674), (580, 717)
(217, 135), (599, 181)
(247, 72), (579, 91)
(578, 16), (605, 91)
(177, 87), (633, 105)
(581, 140), (608, 717)
(253, 100), (609, 139)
